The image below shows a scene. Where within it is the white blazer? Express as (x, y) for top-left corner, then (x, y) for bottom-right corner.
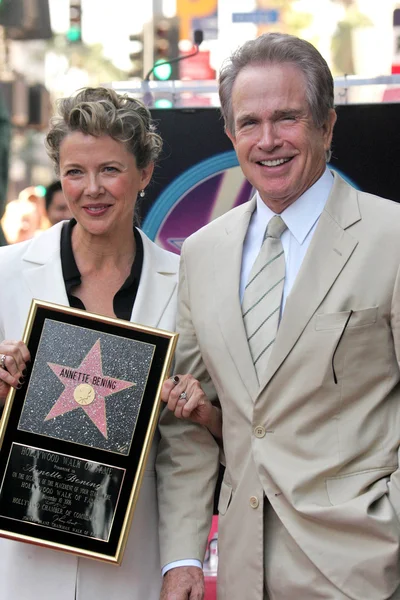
(0, 222), (179, 600)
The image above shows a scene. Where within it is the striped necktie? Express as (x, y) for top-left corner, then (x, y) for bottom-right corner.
(242, 215), (287, 382)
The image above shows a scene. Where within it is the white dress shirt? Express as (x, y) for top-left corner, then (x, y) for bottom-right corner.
(163, 168), (334, 576)
(240, 168), (334, 305)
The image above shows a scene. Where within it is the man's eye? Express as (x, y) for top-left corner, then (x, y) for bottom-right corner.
(240, 120), (256, 128)
(282, 115), (296, 121)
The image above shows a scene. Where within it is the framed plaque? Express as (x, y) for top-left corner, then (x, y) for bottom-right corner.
(0, 300), (178, 564)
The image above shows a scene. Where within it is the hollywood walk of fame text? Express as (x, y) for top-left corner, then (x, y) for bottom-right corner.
(0, 443), (124, 541)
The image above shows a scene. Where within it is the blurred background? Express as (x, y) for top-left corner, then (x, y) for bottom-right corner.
(0, 0), (399, 246)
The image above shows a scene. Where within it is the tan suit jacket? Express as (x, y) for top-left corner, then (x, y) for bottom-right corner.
(157, 173), (400, 600)
(0, 222), (179, 600)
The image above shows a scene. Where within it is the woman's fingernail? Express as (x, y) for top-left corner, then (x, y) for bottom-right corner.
(22, 369), (27, 376)
(17, 384), (22, 389)
(19, 377), (25, 384)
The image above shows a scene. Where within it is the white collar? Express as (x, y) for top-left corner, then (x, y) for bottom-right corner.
(254, 168), (334, 244)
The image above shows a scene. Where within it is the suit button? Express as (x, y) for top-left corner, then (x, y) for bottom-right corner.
(249, 496), (259, 509)
(254, 425), (266, 438)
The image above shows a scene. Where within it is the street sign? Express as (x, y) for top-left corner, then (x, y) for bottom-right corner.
(232, 10), (279, 24)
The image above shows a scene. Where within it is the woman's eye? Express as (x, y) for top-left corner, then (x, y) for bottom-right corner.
(66, 169), (81, 176)
(104, 166), (118, 173)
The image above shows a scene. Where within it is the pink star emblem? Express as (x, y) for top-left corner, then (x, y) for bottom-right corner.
(45, 339), (135, 439)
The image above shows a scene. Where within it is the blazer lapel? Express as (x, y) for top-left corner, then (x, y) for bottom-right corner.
(258, 173), (361, 392)
(130, 230), (178, 328)
(21, 223), (69, 307)
(20, 226), (177, 329)
(215, 198), (260, 401)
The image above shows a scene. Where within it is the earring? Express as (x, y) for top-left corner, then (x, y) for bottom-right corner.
(139, 189), (145, 198)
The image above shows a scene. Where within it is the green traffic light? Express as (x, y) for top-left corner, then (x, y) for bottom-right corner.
(66, 25), (81, 42)
(154, 98), (173, 109)
(153, 59), (172, 81)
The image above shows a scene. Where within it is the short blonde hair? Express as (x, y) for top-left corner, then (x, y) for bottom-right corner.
(46, 87), (162, 174)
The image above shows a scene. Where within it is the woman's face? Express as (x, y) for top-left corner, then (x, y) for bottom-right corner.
(59, 132), (153, 238)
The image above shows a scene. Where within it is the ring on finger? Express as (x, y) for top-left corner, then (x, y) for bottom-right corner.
(171, 375), (180, 386)
(0, 354), (6, 370)
(179, 391), (187, 402)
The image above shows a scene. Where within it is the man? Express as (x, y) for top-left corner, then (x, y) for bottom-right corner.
(157, 33), (400, 600)
(45, 181), (72, 225)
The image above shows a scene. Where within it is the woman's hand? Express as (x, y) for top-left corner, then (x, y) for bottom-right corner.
(0, 340), (31, 406)
(161, 374), (222, 440)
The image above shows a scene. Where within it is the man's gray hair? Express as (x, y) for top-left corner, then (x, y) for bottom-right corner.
(219, 33), (334, 135)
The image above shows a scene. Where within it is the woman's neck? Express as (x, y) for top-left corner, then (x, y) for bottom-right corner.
(71, 223), (136, 272)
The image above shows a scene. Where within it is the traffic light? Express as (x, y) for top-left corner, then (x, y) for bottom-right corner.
(153, 17), (179, 81)
(67, 0), (82, 43)
(0, 0), (52, 39)
(0, 77), (29, 127)
(28, 84), (51, 129)
(128, 33), (144, 79)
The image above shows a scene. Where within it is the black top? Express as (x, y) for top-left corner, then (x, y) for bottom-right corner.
(60, 219), (143, 320)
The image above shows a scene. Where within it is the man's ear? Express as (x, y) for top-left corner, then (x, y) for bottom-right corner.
(225, 127), (236, 149)
(322, 109), (337, 151)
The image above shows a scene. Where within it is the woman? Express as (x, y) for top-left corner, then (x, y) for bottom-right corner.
(0, 87), (179, 600)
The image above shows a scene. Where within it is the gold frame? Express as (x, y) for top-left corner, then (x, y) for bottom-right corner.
(0, 300), (178, 564)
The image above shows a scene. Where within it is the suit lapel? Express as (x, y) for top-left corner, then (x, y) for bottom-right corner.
(21, 223), (69, 306)
(215, 198), (260, 401)
(130, 230), (178, 328)
(258, 173), (361, 392)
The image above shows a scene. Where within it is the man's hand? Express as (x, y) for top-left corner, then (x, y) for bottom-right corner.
(160, 566), (204, 600)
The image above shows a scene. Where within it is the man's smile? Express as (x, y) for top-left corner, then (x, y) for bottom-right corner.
(257, 157), (293, 167)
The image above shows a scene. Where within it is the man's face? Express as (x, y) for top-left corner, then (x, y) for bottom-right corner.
(226, 62), (336, 213)
(47, 190), (72, 225)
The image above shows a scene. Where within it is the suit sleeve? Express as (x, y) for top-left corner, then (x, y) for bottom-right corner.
(156, 243), (221, 567)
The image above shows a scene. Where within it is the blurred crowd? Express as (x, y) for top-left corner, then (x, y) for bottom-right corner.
(0, 183), (72, 244)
